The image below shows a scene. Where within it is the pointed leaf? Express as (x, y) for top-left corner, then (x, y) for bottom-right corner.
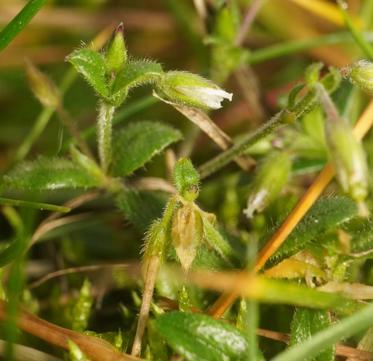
(155, 312), (249, 361)
(2, 157), (101, 191)
(269, 197), (358, 264)
(290, 308), (335, 361)
(112, 59), (163, 94)
(111, 121), (182, 177)
(66, 48), (109, 99)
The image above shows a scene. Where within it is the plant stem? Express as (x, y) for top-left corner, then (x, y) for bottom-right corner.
(97, 102), (115, 172)
(235, 0), (265, 46)
(0, 300), (140, 361)
(272, 302), (373, 361)
(131, 255), (160, 357)
(198, 110), (285, 179)
(248, 32), (373, 64)
(0, 0), (47, 51)
(338, 0), (373, 60)
(0, 197), (70, 213)
(208, 99), (373, 318)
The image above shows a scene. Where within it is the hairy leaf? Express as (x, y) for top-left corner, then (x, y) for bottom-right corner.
(116, 189), (166, 232)
(111, 59), (163, 105)
(342, 218), (373, 256)
(112, 59), (162, 93)
(155, 312), (249, 361)
(269, 197), (358, 264)
(2, 157), (101, 191)
(111, 121), (182, 177)
(290, 308), (334, 361)
(66, 48), (109, 99)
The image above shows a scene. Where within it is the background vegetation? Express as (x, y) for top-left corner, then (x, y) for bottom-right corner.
(0, 0), (373, 360)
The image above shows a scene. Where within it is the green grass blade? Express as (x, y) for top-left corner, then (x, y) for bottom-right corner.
(0, 0), (47, 51)
(271, 302), (373, 361)
(0, 197), (70, 213)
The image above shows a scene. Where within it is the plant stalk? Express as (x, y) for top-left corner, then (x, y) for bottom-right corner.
(97, 102), (115, 172)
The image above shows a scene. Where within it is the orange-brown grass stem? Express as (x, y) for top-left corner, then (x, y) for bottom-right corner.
(0, 300), (141, 361)
(209, 100), (373, 318)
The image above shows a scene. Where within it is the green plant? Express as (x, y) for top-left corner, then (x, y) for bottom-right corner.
(1, 1), (373, 361)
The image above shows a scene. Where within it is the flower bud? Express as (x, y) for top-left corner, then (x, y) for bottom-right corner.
(156, 71), (232, 110)
(173, 158), (200, 201)
(25, 60), (60, 108)
(106, 23), (127, 73)
(318, 85), (368, 202)
(344, 60), (373, 95)
(243, 152), (291, 219)
(172, 203), (203, 270)
(326, 119), (368, 201)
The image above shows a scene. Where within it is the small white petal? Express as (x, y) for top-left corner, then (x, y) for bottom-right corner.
(176, 86), (233, 109)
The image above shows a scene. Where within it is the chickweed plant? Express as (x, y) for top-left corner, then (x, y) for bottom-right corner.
(0, 1), (373, 361)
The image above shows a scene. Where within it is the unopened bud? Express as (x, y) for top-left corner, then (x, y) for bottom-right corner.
(106, 22), (127, 73)
(344, 60), (373, 95)
(173, 158), (200, 201)
(172, 203), (203, 270)
(25, 60), (60, 108)
(318, 85), (368, 202)
(244, 152), (291, 219)
(157, 71), (232, 110)
(327, 119), (368, 201)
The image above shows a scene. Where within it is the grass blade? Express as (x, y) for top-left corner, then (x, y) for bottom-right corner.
(0, 0), (47, 51)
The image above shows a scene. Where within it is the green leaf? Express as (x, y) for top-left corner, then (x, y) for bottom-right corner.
(111, 59), (163, 104)
(342, 217), (373, 256)
(66, 48), (109, 99)
(155, 312), (249, 361)
(116, 189), (167, 232)
(290, 308), (335, 361)
(2, 157), (102, 191)
(111, 121), (182, 177)
(269, 196), (358, 264)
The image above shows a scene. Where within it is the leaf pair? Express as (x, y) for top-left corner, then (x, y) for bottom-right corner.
(67, 48), (163, 106)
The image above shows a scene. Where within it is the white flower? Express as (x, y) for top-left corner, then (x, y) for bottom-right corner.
(175, 86), (233, 109)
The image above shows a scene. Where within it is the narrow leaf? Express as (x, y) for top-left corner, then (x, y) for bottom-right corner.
(111, 121), (182, 177)
(2, 157), (101, 191)
(66, 48), (109, 99)
(272, 302), (373, 361)
(0, 197), (70, 213)
(156, 311), (249, 361)
(0, 0), (47, 51)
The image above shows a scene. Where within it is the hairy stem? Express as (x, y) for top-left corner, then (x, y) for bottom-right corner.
(97, 101), (115, 172)
(131, 255), (160, 357)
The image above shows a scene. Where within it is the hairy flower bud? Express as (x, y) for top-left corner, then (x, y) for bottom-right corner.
(244, 152), (291, 219)
(106, 22), (127, 73)
(343, 60), (373, 95)
(157, 71), (232, 110)
(25, 60), (60, 108)
(173, 158), (200, 201)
